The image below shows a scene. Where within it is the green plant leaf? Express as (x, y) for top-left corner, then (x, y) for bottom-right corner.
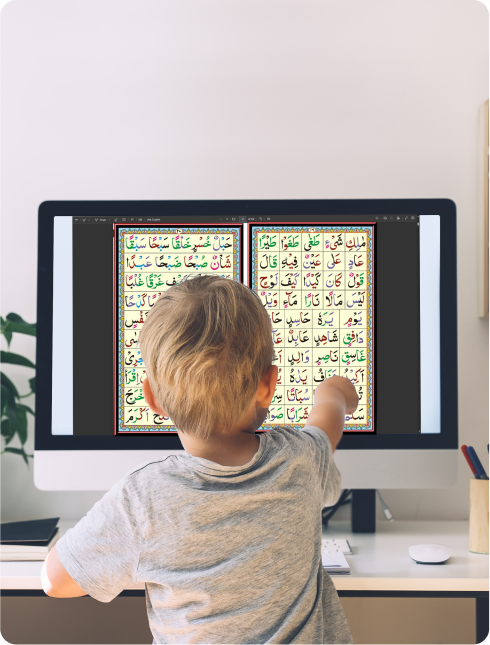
(0, 315), (35, 347)
(0, 351), (35, 369)
(13, 408), (28, 445)
(28, 376), (36, 394)
(1, 372), (19, 399)
(3, 321), (36, 338)
(1, 418), (14, 444)
(6, 313), (35, 327)
(1, 329), (13, 348)
(5, 402), (16, 437)
(1, 384), (12, 416)
(2, 446), (32, 466)
(17, 403), (34, 416)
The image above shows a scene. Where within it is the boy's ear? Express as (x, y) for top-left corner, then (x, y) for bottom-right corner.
(258, 364), (278, 407)
(142, 378), (166, 416)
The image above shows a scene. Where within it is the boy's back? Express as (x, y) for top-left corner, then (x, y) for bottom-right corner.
(46, 276), (357, 643)
(56, 424), (354, 644)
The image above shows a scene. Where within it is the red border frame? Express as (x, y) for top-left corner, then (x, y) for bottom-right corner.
(113, 221), (376, 435)
(114, 223), (243, 435)
(247, 222), (376, 433)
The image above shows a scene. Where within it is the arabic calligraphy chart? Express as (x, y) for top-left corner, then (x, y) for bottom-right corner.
(251, 225), (374, 432)
(115, 226), (241, 433)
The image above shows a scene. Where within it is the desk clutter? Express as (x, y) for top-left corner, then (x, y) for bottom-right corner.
(461, 445), (489, 554)
(321, 539), (351, 574)
(321, 538), (352, 574)
(469, 479), (489, 554)
(1, 517), (60, 561)
(321, 547), (350, 574)
(321, 538), (352, 555)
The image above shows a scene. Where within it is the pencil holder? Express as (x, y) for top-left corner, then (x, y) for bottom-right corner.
(469, 478), (489, 554)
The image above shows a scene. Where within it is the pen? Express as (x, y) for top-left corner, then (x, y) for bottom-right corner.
(467, 446), (489, 480)
(461, 445), (480, 479)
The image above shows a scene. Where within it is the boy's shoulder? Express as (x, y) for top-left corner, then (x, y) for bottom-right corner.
(123, 454), (184, 483)
(113, 425), (331, 494)
(113, 455), (185, 499)
(269, 423), (332, 450)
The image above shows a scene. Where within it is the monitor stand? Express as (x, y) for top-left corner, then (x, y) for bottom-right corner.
(351, 489), (376, 533)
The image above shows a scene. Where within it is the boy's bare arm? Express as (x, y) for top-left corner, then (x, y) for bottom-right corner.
(41, 545), (88, 598)
(306, 376), (358, 452)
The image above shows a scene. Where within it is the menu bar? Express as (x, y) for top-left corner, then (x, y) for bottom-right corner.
(73, 215), (419, 224)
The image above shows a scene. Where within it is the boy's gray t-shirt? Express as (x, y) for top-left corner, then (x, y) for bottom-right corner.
(56, 425), (354, 644)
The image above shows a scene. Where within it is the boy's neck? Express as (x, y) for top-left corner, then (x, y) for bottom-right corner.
(178, 427), (260, 467)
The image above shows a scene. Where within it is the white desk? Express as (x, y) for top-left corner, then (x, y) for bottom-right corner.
(321, 521), (488, 644)
(1, 520), (488, 643)
(324, 520), (488, 592)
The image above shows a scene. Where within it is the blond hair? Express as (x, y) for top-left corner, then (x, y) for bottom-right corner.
(138, 275), (274, 439)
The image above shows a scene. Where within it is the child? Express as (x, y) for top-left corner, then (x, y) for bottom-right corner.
(42, 274), (357, 644)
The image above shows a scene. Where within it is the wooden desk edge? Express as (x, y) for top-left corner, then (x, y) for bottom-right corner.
(332, 577), (489, 592)
(1, 577), (488, 592)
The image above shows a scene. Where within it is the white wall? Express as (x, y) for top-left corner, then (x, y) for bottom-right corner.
(1, 0), (488, 521)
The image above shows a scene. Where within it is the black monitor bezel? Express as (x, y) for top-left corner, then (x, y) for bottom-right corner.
(35, 199), (457, 451)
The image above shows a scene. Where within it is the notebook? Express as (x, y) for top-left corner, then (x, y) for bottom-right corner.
(1, 517), (60, 561)
(1, 517), (59, 544)
(321, 549), (351, 575)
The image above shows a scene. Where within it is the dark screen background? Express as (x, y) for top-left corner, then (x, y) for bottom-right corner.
(72, 218), (420, 435)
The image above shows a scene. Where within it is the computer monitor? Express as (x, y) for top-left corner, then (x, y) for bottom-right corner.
(34, 200), (458, 501)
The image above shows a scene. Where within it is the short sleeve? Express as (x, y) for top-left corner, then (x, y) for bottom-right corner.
(301, 425), (342, 507)
(55, 476), (141, 603)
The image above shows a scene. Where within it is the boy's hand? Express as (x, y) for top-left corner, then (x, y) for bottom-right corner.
(314, 376), (358, 415)
(306, 376), (358, 451)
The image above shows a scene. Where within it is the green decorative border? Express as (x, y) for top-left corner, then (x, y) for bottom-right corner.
(251, 225), (373, 431)
(117, 227), (241, 433)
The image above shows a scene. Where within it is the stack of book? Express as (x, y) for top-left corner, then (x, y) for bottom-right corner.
(321, 548), (351, 575)
(1, 517), (60, 561)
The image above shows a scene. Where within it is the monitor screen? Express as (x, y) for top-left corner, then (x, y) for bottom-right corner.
(36, 200), (457, 452)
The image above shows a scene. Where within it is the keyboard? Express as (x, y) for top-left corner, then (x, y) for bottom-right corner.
(321, 538), (353, 555)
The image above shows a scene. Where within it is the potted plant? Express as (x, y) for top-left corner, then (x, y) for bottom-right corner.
(1, 314), (36, 465)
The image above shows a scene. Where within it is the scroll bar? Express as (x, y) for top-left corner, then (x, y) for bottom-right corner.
(419, 214), (441, 434)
